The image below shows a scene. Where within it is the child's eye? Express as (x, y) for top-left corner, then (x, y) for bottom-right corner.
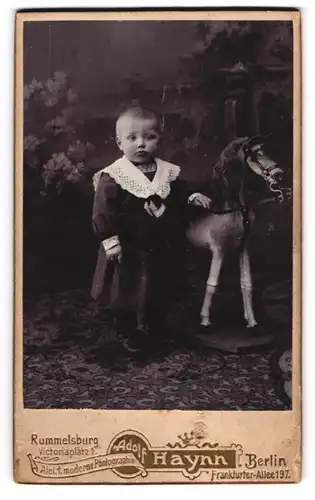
(127, 135), (137, 141)
(147, 134), (157, 140)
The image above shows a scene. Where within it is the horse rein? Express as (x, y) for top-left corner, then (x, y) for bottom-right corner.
(202, 140), (291, 238)
(244, 146), (291, 203)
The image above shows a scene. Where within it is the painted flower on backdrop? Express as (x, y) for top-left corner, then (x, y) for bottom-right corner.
(24, 71), (78, 111)
(24, 71), (96, 195)
(67, 140), (95, 162)
(23, 79), (44, 100)
(24, 135), (46, 152)
(44, 114), (75, 136)
(42, 141), (95, 193)
(42, 152), (85, 194)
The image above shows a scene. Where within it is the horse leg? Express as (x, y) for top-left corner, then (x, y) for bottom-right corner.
(239, 247), (258, 328)
(200, 250), (223, 326)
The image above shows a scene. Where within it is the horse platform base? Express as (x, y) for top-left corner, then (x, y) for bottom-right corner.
(195, 327), (274, 354)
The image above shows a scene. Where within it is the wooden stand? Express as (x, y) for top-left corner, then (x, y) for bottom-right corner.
(195, 327), (274, 353)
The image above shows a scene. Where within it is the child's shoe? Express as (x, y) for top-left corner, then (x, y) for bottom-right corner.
(123, 327), (150, 353)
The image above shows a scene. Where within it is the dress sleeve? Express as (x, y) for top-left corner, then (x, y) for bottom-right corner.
(169, 178), (210, 206)
(169, 178), (191, 206)
(92, 173), (120, 246)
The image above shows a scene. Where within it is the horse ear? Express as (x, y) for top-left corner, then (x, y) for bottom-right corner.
(246, 134), (272, 149)
(262, 132), (272, 141)
(246, 135), (263, 148)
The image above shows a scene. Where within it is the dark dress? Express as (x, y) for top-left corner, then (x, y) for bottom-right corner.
(91, 170), (190, 333)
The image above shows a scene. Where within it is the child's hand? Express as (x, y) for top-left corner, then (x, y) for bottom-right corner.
(106, 244), (122, 263)
(191, 194), (212, 209)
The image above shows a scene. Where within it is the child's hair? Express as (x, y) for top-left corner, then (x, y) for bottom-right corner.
(115, 104), (162, 138)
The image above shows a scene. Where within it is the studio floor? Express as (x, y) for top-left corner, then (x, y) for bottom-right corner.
(23, 287), (292, 411)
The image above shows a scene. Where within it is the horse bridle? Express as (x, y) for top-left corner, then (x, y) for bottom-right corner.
(210, 139), (291, 239)
(243, 142), (292, 203)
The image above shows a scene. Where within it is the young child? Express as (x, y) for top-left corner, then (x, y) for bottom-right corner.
(91, 105), (211, 352)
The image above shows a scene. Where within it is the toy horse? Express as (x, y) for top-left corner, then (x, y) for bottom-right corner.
(186, 136), (291, 333)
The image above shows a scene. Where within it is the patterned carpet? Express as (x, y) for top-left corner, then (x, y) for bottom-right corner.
(23, 288), (292, 410)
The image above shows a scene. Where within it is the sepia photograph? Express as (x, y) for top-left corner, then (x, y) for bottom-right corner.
(14, 10), (301, 485)
(21, 17), (294, 412)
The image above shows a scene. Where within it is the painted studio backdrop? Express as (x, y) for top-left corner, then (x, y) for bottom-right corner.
(23, 21), (293, 410)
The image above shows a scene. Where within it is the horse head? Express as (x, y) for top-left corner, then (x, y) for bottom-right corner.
(213, 136), (291, 205)
(242, 135), (291, 202)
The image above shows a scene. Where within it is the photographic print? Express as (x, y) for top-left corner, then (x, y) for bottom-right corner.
(14, 10), (301, 484)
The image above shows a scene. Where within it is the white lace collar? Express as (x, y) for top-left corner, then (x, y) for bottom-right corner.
(93, 156), (181, 199)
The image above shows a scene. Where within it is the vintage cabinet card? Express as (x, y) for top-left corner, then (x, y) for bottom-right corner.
(14, 10), (301, 484)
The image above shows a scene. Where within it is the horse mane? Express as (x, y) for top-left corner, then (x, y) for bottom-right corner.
(211, 138), (247, 211)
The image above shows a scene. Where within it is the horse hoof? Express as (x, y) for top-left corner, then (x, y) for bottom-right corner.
(247, 324), (263, 337)
(198, 324), (215, 335)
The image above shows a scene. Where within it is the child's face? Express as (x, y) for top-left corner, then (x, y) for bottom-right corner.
(116, 116), (160, 164)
